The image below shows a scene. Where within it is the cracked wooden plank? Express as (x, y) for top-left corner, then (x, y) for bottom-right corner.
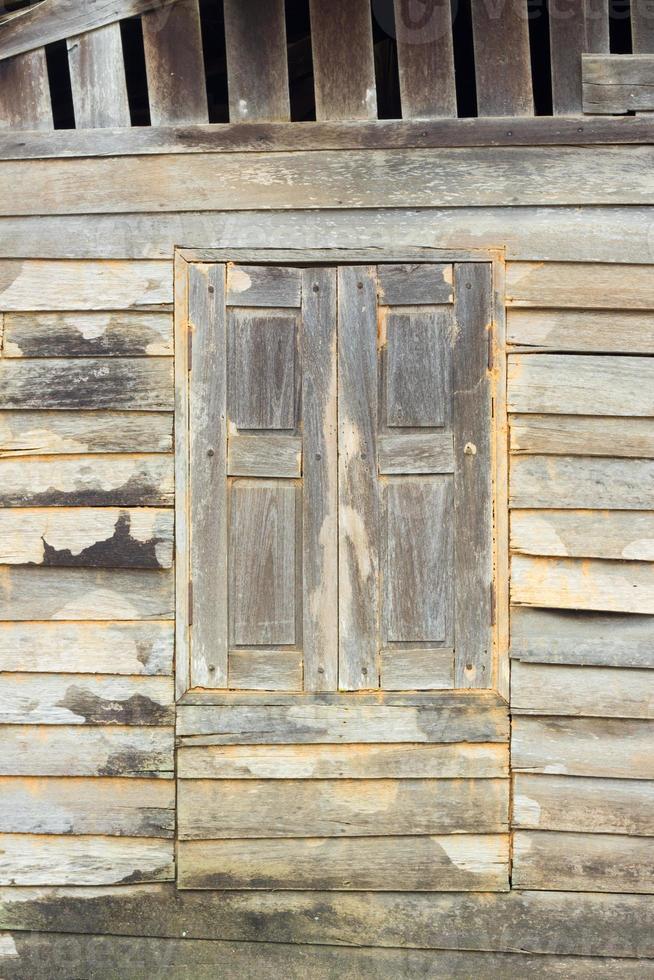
(510, 456), (654, 510)
(513, 831), (654, 893)
(0, 260), (171, 310)
(510, 416), (654, 458)
(511, 662), (654, 719)
(0, 412), (173, 457)
(511, 556), (654, 615)
(511, 510), (654, 562)
(513, 774), (654, 835)
(583, 54), (654, 114)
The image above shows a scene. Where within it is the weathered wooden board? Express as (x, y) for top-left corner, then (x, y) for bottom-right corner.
(2, 312), (172, 357)
(223, 0), (289, 122)
(513, 774), (654, 836)
(507, 262), (654, 309)
(511, 510), (654, 561)
(178, 778), (509, 838)
(471, 0), (533, 115)
(510, 456), (654, 510)
(177, 695), (509, 743)
(512, 555), (654, 615)
(0, 675), (174, 726)
(549, 3), (588, 114)
(508, 354), (654, 416)
(511, 662), (654, 719)
(0, 260), (171, 309)
(0, 50), (51, 130)
(67, 25), (131, 129)
(228, 435), (301, 478)
(178, 834), (510, 891)
(0, 726), (174, 778)
(226, 264), (301, 307)
(0, 411), (173, 457)
(507, 309), (654, 352)
(631, 4), (654, 54)
(0, 778), (175, 837)
(141, 0), (208, 126)
(393, 0), (456, 118)
(378, 264), (453, 305)
(380, 649), (454, 691)
(177, 742), (509, 780)
(0, 622), (173, 675)
(512, 716), (654, 780)
(0, 836), (174, 887)
(309, 0), (376, 121)
(511, 607), (654, 669)
(0, 567), (174, 621)
(378, 433), (454, 475)
(228, 313), (297, 428)
(513, 831), (654, 893)
(227, 652), (303, 692)
(510, 415), (654, 458)
(583, 54), (654, 113)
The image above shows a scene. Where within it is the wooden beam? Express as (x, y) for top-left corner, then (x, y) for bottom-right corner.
(583, 54), (654, 114)
(67, 24), (130, 129)
(309, 0), (377, 121)
(223, 0), (290, 122)
(470, 0), (533, 116)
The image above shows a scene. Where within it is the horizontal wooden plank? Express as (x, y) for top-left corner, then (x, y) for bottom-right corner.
(0, 509), (173, 568)
(377, 264), (453, 305)
(513, 831), (654, 893)
(178, 835), (510, 891)
(0, 835), (174, 887)
(511, 607), (654, 669)
(378, 433), (454, 475)
(0, 726), (174, 778)
(508, 354), (654, 416)
(511, 662), (654, 719)
(510, 456), (654, 510)
(514, 774), (654, 835)
(2, 149), (654, 218)
(380, 649), (454, 690)
(0, 622), (173, 675)
(2, 312), (172, 358)
(177, 695), (509, 743)
(510, 415), (654, 458)
(507, 262), (654, 309)
(179, 778), (508, 839)
(0, 455), (174, 507)
(227, 435), (301, 478)
(226, 265), (300, 307)
(177, 743), (509, 780)
(0, 675), (174, 725)
(512, 716), (654, 780)
(511, 510), (654, 561)
(0, 411), (173, 457)
(0, 567), (174, 621)
(0, 359), (173, 411)
(0, 778), (175, 837)
(507, 309), (654, 352)
(0, 260), (171, 310)
(511, 555), (654, 614)
(228, 652), (303, 691)
(583, 54), (654, 114)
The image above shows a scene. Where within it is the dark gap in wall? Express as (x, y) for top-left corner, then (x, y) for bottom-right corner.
(371, 1), (401, 119)
(45, 41), (75, 129)
(528, 0), (553, 116)
(286, 0), (316, 121)
(199, 0), (229, 123)
(1, 0), (38, 10)
(451, 0), (478, 117)
(611, 0), (632, 51)
(120, 17), (151, 126)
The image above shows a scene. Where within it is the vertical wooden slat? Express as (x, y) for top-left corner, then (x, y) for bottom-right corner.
(585, 0), (610, 53)
(223, 0), (290, 122)
(549, 1), (608, 114)
(189, 263), (228, 689)
(631, 1), (654, 52)
(0, 50), (52, 129)
(453, 263), (493, 689)
(338, 265), (380, 691)
(302, 268), (338, 692)
(309, 0), (377, 121)
(67, 24), (131, 128)
(470, 0), (534, 116)
(393, 0), (456, 118)
(142, 0), (208, 125)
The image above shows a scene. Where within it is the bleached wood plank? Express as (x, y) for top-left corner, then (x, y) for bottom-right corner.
(178, 834), (509, 891)
(511, 662), (654, 719)
(511, 556), (654, 615)
(507, 262), (654, 309)
(380, 649), (454, 691)
(0, 50), (51, 129)
(513, 831), (654, 893)
(0, 778), (175, 837)
(512, 716), (654, 779)
(223, 0), (289, 122)
(394, 0), (456, 118)
(583, 54), (654, 114)
(228, 435), (301, 478)
(549, 3), (587, 114)
(0, 675), (174, 726)
(141, 0), (208, 126)
(513, 774), (654, 835)
(0, 622), (173, 675)
(511, 456), (654, 509)
(226, 265), (301, 307)
(0, 835), (174, 887)
(511, 510), (654, 561)
(309, 0), (376, 121)
(3, 311), (172, 357)
(510, 415), (654, 458)
(67, 24), (130, 129)
(0, 726), (174, 778)
(507, 308), (654, 353)
(179, 778), (509, 839)
(0, 411), (173, 457)
(227, 652), (303, 692)
(0, 568), (174, 621)
(471, 0), (533, 115)
(378, 433), (454, 475)
(0, 260), (171, 310)
(177, 742), (509, 780)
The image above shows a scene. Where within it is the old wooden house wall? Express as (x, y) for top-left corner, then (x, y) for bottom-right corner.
(0, 143), (652, 974)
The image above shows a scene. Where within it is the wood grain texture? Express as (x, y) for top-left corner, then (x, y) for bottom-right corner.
(583, 54), (654, 113)
(378, 263), (453, 305)
(0, 726), (174, 778)
(393, 0), (456, 118)
(631, 2), (654, 53)
(0, 835), (174, 887)
(0, 622), (173, 675)
(471, 0), (533, 115)
(0, 260), (171, 309)
(378, 433), (454, 474)
(507, 262), (654, 309)
(510, 456), (654, 509)
(226, 265), (301, 307)
(67, 24), (130, 129)
(2, 311), (172, 358)
(386, 311), (450, 427)
(510, 415), (654, 458)
(0, 777), (175, 837)
(141, 0), (208, 125)
(513, 774), (654, 835)
(228, 435), (301, 478)
(507, 309), (654, 352)
(380, 649), (454, 691)
(511, 510), (654, 561)
(227, 652), (303, 692)
(511, 662), (654, 719)
(513, 831), (654, 893)
(223, 0), (290, 122)
(0, 50), (51, 129)
(549, 2), (587, 114)
(228, 312), (296, 429)
(178, 834), (509, 891)
(0, 411), (173, 457)
(309, 0), (377, 121)
(0, 567), (174, 621)
(512, 556), (654, 614)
